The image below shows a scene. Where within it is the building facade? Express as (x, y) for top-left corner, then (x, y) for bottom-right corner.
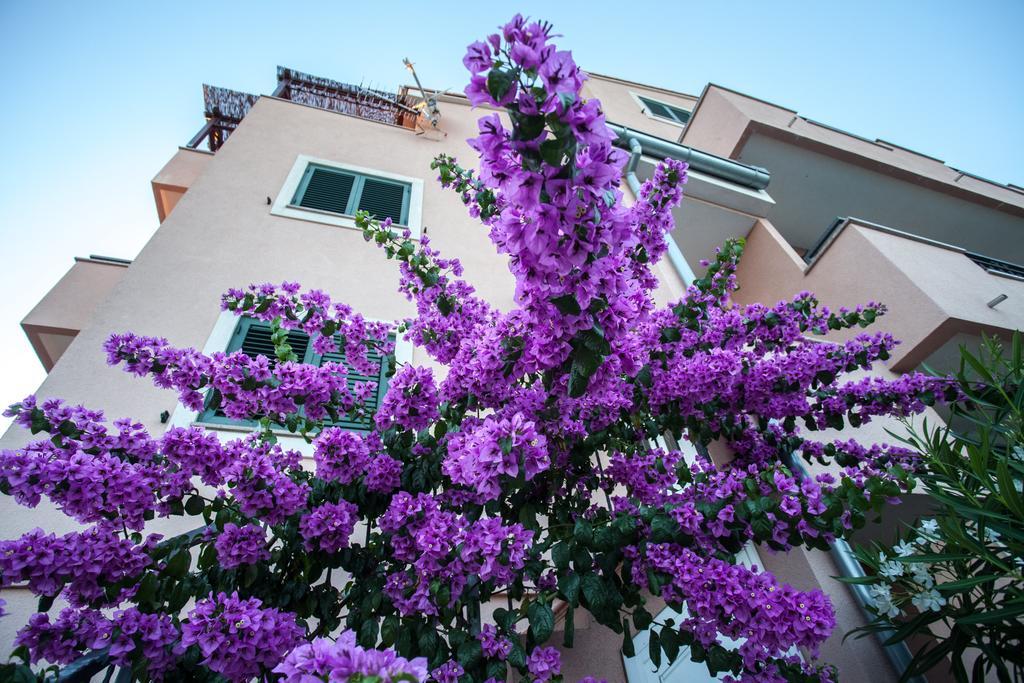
(3, 65), (1023, 681)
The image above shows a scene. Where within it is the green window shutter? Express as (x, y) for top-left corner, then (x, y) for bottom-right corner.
(356, 177), (410, 225)
(198, 319), (315, 425)
(292, 164), (411, 225)
(638, 96), (691, 125)
(317, 335), (393, 432)
(294, 166), (357, 214)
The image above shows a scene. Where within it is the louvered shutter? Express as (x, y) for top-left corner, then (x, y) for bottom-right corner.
(356, 177), (409, 225)
(295, 166), (356, 214)
(198, 319), (313, 425)
(317, 336), (392, 432)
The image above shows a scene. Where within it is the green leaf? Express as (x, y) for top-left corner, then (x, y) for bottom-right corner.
(540, 139), (567, 167)
(936, 574), (1000, 593)
(486, 68), (516, 102)
(550, 294), (581, 316)
(417, 626), (439, 656)
(165, 549), (190, 579)
(551, 541), (571, 571)
(660, 327), (682, 343)
(581, 573), (606, 611)
(457, 639), (483, 668)
(528, 601), (555, 643)
(568, 361), (590, 398)
(648, 628), (662, 669)
(184, 494), (205, 516)
(621, 617), (635, 657)
(660, 625), (681, 664)
(956, 603), (1024, 625)
(573, 518), (594, 546)
(359, 618), (379, 647)
(507, 641), (527, 669)
(558, 573), (581, 607)
(135, 573), (158, 605)
(650, 514), (678, 543)
(706, 644), (736, 676)
(37, 594), (55, 613)
(633, 607), (653, 632)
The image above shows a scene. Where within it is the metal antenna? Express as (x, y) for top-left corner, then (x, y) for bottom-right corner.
(403, 58), (442, 131)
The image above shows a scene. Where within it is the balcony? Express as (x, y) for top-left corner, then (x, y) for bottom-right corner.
(733, 217), (1024, 374)
(22, 256), (130, 371)
(185, 67), (420, 153)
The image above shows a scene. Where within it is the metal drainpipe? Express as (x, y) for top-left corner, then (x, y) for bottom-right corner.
(786, 455), (924, 683)
(624, 137), (697, 288)
(610, 123), (771, 191)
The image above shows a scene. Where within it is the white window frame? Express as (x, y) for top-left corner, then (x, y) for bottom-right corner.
(270, 154), (425, 239)
(630, 91), (691, 129)
(166, 309), (413, 458)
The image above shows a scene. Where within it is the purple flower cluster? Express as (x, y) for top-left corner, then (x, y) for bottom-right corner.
(643, 544), (835, 668)
(444, 412), (549, 501)
(108, 607), (182, 680)
(220, 438), (309, 524)
(432, 660), (466, 683)
(379, 492), (534, 615)
(16, 607), (113, 665)
(104, 331), (357, 424)
(213, 523), (270, 569)
(0, 525), (153, 606)
(181, 591), (303, 682)
(273, 631), (428, 682)
(478, 623), (512, 660)
(299, 500), (359, 553)
(527, 646), (561, 682)
(376, 364), (441, 432)
(314, 427), (371, 484)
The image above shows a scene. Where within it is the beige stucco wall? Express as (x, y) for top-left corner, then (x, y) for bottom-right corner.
(582, 74), (697, 142)
(734, 219), (1024, 371)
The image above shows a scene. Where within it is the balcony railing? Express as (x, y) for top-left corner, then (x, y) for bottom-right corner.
(805, 216), (1024, 283)
(185, 67), (420, 153)
(966, 251), (1024, 282)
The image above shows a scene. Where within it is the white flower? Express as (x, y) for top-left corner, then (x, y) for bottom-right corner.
(917, 519), (939, 540)
(870, 584), (892, 600)
(1012, 445), (1024, 462)
(911, 588), (947, 612)
(869, 585), (900, 618)
(911, 565), (935, 588)
(878, 551), (889, 563)
(984, 528), (1005, 548)
(893, 540), (916, 557)
(879, 560), (905, 579)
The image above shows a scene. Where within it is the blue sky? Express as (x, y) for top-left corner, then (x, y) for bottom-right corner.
(0, 0), (1022, 427)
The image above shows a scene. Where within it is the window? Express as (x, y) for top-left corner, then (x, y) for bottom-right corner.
(270, 155), (424, 237)
(198, 317), (391, 432)
(636, 95), (691, 126)
(293, 164), (411, 225)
